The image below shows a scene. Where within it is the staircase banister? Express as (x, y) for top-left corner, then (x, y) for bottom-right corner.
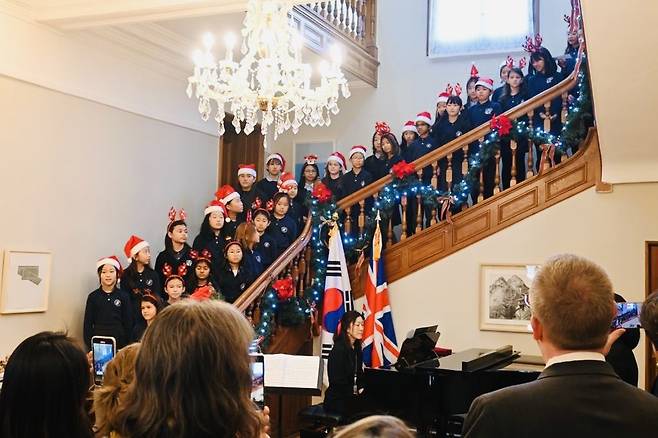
(234, 215), (314, 312)
(338, 47), (585, 211)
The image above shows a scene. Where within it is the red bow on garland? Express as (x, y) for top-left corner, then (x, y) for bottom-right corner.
(312, 182), (333, 203)
(489, 114), (513, 137)
(391, 160), (416, 179)
(272, 277), (295, 301)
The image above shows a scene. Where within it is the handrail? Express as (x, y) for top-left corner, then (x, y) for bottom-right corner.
(337, 47), (586, 211)
(234, 214), (314, 311)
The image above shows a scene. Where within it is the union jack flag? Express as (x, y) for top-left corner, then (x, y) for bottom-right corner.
(362, 213), (399, 368)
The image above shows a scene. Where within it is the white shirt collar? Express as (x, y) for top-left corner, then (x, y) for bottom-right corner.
(545, 351), (605, 369)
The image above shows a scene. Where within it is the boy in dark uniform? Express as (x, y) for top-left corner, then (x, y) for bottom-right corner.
(406, 112), (438, 234)
(216, 185), (244, 242)
(253, 208), (277, 268)
(254, 153), (285, 203)
(278, 172), (304, 233)
(236, 164), (257, 221)
(342, 145), (373, 236)
(467, 77), (502, 202)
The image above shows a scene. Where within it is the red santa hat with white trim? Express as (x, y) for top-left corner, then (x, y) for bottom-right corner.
(215, 185), (240, 206)
(349, 145), (367, 159)
(437, 90), (451, 104)
(326, 151), (347, 169)
(124, 235), (149, 262)
(96, 255), (122, 273)
(475, 77), (495, 91)
(277, 172), (298, 193)
(204, 199), (228, 217)
(415, 111), (432, 126)
(265, 152), (286, 171)
(237, 163), (257, 178)
(401, 120), (417, 135)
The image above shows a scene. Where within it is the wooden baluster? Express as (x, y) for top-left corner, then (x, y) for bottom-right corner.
(430, 205), (437, 226)
(358, 0), (366, 42)
(321, 0), (328, 17)
(387, 215), (394, 245)
(291, 256), (300, 295)
(297, 251), (307, 293)
(477, 138), (484, 202)
(510, 139), (518, 186)
(358, 199), (366, 236)
(400, 195), (408, 241)
(364, 0), (377, 57)
(351, 0), (358, 37)
(541, 144), (551, 173)
(493, 148), (501, 195)
(415, 193), (423, 233)
(543, 102), (552, 133)
(344, 206), (352, 235)
(431, 160), (438, 190)
(446, 153), (453, 191)
(561, 91), (568, 124)
(527, 110), (535, 178)
(462, 145), (469, 176)
(334, 0), (340, 25)
(304, 246), (312, 285)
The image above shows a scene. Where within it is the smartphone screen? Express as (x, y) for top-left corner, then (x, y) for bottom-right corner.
(92, 336), (116, 384)
(612, 302), (642, 329)
(250, 354), (265, 409)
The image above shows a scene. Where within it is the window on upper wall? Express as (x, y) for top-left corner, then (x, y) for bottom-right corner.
(427, 0), (538, 58)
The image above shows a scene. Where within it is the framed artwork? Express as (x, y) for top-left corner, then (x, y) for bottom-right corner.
(0, 249), (51, 314)
(480, 263), (539, 333)
(293, 140), (335, 180)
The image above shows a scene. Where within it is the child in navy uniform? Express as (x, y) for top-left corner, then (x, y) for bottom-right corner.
(269, 192), (299, 257)
(253, 208), (277, 268)
(400, 121), (419, 162)
(187, 250), (221, 301)
(122, 235), (161, 321)
(236, 164), (258, 221)
(83, 256), (133, 350)
(236, 222), (264, 278)
(131, 293), (162, 342)
(154, 207), (194, 290)
(255, 153), (285, 202)
(464, 64), (480, 109)
(278, 172), (304, 233)
(435, 91), (472, 193)
(193, 199), (227, 276)
(217, 241), (254, 303)
(298, 155), (320, 197)
(492, 60), (512, 103)
(499, 65), (529, 188)
(467, 77), (502, 202)
(343, 145), (373, 234)
(162, 274), (188, 307)
(216, 185), (244, 242)
(321, 152), (346, 201)
(432, 86), (451, 139)
(379, 130), (403, 239)
(364, 123), (386, 180)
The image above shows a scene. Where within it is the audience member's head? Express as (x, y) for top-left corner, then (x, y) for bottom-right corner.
(331, 415), (414, 438)
(640, 290), (658, 352)
(530, 254), (615, 353)
(110, 300), (262, 437)
(93, 343), (140, 436)
(0, 331), (93, 438)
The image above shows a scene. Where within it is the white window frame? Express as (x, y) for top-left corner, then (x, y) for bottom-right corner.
(427, 0), (539, 58)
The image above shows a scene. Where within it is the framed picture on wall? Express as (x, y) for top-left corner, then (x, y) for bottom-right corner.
(480, 263), (540, 333)
(293, 140), (335, 180)
(0, 249), (52, 314)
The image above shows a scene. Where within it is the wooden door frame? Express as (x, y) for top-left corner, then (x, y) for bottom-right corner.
(645, 241), (658, 389)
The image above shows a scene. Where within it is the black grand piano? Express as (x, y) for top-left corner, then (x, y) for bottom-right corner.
(361, 346), (544, 436)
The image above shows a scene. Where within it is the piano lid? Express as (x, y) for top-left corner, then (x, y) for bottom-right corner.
(414, 347), (544, 373)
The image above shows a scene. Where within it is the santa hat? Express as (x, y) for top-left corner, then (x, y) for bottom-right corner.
(204, 199), (227, 217)
(237, 163), (257, 178)
(124, 235), (149, 261)
(470, 63), (479, 77)
(349, 145), (367, 159)
(415, 112), (432, 126)
(437, 90), (451, 104)
(277, 172), (298, 193)
(475, 77), (494, 91)
(96, 255), (122, 272)
(304, 154), (318, 165)
(401, 121), (417, 135)
(327, 151), (347, 169)
(215, 185), (240, 206)
(265, 152), (286, 171)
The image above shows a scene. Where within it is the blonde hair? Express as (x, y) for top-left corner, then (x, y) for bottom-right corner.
(110, 301), (261, 438)
(531, 254), (614, 350)
(331, 415), (414, 438)
(92, 343), (140, 436)
(236, 222), (259, 250)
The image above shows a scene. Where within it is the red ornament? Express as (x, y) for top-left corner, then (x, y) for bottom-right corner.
(490, 114), (513, 136)
(272, 277), (295, 301)
(190, 285), (213, 301)
(391, 160), (416, 179)
(312, 182), (333, 203)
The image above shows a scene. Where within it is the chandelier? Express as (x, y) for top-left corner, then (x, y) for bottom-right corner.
(186, 0), (351, 143)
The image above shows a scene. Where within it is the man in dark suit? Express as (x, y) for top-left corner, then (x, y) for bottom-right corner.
(463, 254), (658, 438)
(640, 290), (658, 397)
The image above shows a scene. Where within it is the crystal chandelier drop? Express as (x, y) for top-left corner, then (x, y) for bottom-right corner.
(186, 0), (351, 143)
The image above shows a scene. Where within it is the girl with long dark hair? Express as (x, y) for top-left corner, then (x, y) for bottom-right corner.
(364, 123), (387, 180)
(500, 67), (530, 188)
(154, 207), (194, 291)
(193, 200), (227, 275)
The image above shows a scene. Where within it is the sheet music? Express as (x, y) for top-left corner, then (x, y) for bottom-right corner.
(264, 354), (321, 389)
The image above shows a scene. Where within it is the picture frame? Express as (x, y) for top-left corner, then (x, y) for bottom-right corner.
(293, 140), (335, 180)
(0, 249), (52, 314)
(480, 263), (540, 333)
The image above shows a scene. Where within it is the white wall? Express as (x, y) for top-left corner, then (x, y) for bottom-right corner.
(389, 183), (658, 388)
(0, 76), (218, 356)
(272, 0), (572, 171)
